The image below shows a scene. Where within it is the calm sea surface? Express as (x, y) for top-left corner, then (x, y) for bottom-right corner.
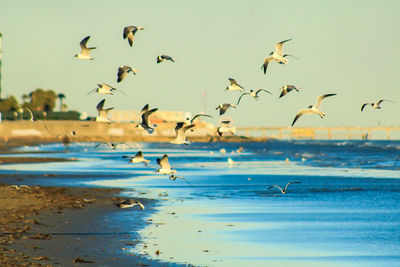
(1, 140), (400, 266)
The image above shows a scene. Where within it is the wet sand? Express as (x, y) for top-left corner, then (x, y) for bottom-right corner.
(0, 157), (178, 266)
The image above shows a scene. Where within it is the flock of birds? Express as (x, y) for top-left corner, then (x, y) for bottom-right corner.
(70, 26), (393, 205)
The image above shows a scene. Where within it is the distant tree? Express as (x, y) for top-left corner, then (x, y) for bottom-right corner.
(0, 95), (20, 112)
(24, 88), (57, 112)
(57, 93), (66, 112)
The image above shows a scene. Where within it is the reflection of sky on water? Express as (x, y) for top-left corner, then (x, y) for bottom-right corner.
(1, 140), (400, 266)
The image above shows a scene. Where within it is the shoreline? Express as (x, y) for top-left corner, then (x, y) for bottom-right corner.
(0, 156), (184, 266)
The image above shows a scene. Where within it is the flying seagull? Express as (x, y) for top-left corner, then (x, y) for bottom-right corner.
(361, 99), (394, 111)
(216, 103), (236, 115)
(74, 36), (96, 60)
(96, 99), (114, 123)
(188, 113), (212, 124)
(123, 26), (145, 47)
(136, 104), (158, 134)
(117, 66), (138, 83)
(156, 154), (177, 175)
(267, 181), (301, 194)
(279, 85), (300, 98)
(261, 39), (292, 75)
(115, 199), (145, 209)
(216, 120), (237, 136)
(157, 55), (175, 63)
(169, 174), (192, 186)
(291, 94), (337, 126)
(225, 78), (245, 92)
(123, 151), (150, 165)
(88, 83), (126, 95)
(170, 122), (195, 145)
(236, 89), (272, 105)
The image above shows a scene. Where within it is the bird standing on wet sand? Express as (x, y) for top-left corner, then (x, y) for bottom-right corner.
(95, 99), (113, 123)
(361, 99), (393, 111)
(136, 104), (158, 134)
(267, 182), (301, 194)
(74, 36), (96, 60)
(117, 66), (138, 83)
(279, 85), (300, 98)
(123, 26), (145, 47)
(225, 78), (245, 92)
(157, 55), (175, 63)
(170, 122), (195, 145)
(261, 39), (292, 75)
(123, 151), (150, 165)
(216, 103), (236, 115)
(115, 199), (145, 209)
(291, 93), (337, 126)
(156, 154), (177, 175)
(236, 89), (272, 105)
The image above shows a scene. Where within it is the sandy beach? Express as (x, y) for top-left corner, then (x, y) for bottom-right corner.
(0, 156), (177, 267)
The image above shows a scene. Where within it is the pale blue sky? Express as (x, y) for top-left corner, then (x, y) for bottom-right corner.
(0, 0), (399, 126)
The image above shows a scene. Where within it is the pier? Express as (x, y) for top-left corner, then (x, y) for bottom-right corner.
(237, 126), (400, 140)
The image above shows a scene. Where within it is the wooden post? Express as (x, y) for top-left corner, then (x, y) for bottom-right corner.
(328, 128), (332, 140)
(245, 129), (249, 137)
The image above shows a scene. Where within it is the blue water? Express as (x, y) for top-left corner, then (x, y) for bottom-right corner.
(1, 140), (400, 266)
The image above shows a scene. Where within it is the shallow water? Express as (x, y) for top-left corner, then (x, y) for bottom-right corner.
(2, 140), (400, 266)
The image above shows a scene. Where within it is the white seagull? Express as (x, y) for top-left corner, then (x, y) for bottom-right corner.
(225, 78), (244, 92)
(361, 99), (393, 111)
(291, 94), (337, 126)
(123, 151), (150, 165)
(170, 122), (195, 145)
(74, 36), (96, 60)
(117, 66), (138, 83)
(157, 55), (175, 63)
(216, 103), (236, 116)
(169, 174), (192, 186)
(136, 104), (158, 134)
(96, 99), (114, 123)
(88, 83), (126, 95)
(267, 181), (301, 194)
(236, 89), (272, 105)
(216, 120), (237, 136)
(156, 154), (177, 175)
(279, 85), (300, 98)
(115, 199), (145, 209)
(123, 26), (145, 47)
(261, 39), (292, 75)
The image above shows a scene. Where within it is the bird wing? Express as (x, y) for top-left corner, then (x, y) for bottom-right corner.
(80, 36), (90, 49)
(361, 103), (369, 112)
(267, 185), (283, 193)
(221, 120), (231, 126)
(142, 108), (158, 126)
(117, 67), (129, 83)
(291, 109), (314, 126)
(96, 99), (106, 113)
(236, 93), (248, 106)
(283, 54), (299, 60)
(377, 99), (385, 106)
(123, 26), (133, 39)
(135, 151), (143, 158)
(158, 154), (171, 170)
(256, 89), (272, 96)
(173, 175), (192, 186)
(261, 56), (273, 74)
(285, 181), (301, 191)
(315, 93), (337, 109)
(141, 104), (149, 114)
(279, 89), (287, 98)
(190, 114), (212, 123)
(127, 32), (135, 47)
(228, 78), (243, 89)
(275, 39), (292, 55)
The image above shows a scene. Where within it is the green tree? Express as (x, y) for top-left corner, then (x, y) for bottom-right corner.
(24, 88), (57, 112)
(57, 93), (66, 112)
(0, 95), (20, 112)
